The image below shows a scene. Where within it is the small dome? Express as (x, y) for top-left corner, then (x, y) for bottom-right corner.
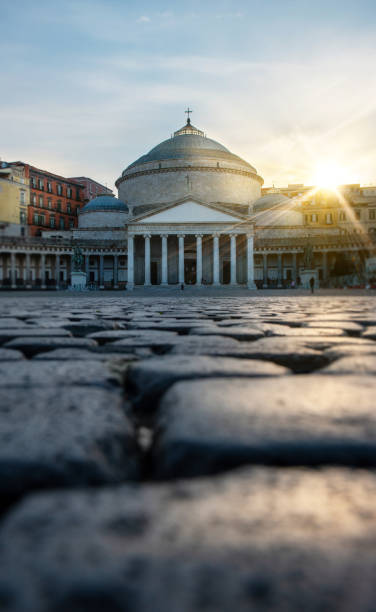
(82, 193), (129, 213)
(252, 193), (303, 227)
(252, 193), (290, 212)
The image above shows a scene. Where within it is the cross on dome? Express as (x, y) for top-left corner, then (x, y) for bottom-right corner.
(185, 107), (193, 124)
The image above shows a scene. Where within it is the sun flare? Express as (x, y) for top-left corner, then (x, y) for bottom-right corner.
(312, 161), (347, 190)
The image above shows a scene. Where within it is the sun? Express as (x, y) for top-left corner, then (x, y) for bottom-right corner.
(312, 161), (347, 190)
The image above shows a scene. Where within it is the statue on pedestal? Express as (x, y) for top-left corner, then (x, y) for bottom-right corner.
(303, 240), (313, 270)
(72, 246), (84, 272)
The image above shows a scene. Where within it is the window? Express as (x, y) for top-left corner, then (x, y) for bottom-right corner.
(325, 213), (333, 224)
(67, 202), (71, 214)
(34, 213), (39, 224)
(20, 191), (25, 204)
(47, 182), (52, 193)
(369, 210), (375, 220)
(57, 200), (62, 211)
(50, 217), (55, 228)
(69, 218), (74, 228)
(57, 184), (62, 196)
(311, 213), (318, 222)
(355, 210), (361, 220)
(38, 178), (44, 190)
(48, 199), (52, 209)
(32, 193), (37, 205)
(67, 187), (72, 198)
(31, 177), (36, 188)
(20, 211), (26, 224)
(76, 189), (80, 201)
(339, 211), (346, 221)
(59, 217), (65, 229)
(39, 195), (44, 207)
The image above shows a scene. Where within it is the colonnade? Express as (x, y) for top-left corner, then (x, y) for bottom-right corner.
(0, 251), (124, 289)
(0, 246), (351, 289)
(127, 232), (256, 289)
(260, 251), (330, 287)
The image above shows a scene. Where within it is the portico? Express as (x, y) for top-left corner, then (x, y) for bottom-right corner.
(126, 198), (256, 289)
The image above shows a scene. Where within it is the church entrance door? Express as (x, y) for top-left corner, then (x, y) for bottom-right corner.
(185, 260), (196, 284)
(222, 261), (230, 284)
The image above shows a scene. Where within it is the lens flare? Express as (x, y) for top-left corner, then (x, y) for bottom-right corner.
(312, 161), (347, 190)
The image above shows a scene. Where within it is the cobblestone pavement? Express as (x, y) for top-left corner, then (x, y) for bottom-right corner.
(0, 294), (376, 611)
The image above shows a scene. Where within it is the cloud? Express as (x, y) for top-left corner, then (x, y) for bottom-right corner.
(137, 15), (151, 23)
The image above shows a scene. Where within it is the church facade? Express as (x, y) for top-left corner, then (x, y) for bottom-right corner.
(0, 116), (375, 289)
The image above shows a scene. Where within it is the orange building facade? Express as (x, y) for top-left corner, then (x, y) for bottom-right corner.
(27, 165), (85, 236)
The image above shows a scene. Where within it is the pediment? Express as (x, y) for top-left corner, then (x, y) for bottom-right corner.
(135, 199), (243, 224)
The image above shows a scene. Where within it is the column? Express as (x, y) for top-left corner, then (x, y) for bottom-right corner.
(277, 253), (283, 288)
(113, 254), (119, 289)
(26, 253), (32, 289)
(196, 234), (202, 285)
(0, 254), (5, 288)
(178, 235), (185, 284)
(161, 235), (168, 286)
(85, 254), (90, 283)
(322, 251), (328, 283)
(40, 254), (46, 289)
(55, 254), (60, 289)
(99, 254), (104, 289)
(230, 234), (237, 285)
(10, 252), (16, 289)
(144, 234), (151, 286)
(213, 234), (220, 285)
(68, 254), (73, 287)
(292, 252), (297, 284)
(246, 235), (257, 289)
(127, 235), (134, 290)
(263, 253), (268, 288)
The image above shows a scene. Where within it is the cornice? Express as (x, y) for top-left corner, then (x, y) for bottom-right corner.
(116, 165), (264, 187)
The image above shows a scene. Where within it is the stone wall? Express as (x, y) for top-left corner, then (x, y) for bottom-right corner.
(119, 169), (261, 213)
(78, 211), (129, 229)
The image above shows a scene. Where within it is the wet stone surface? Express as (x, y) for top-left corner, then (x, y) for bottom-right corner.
(0, 293), (376, 610)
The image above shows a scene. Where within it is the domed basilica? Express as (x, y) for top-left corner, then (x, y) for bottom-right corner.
(71, 115), (308, 289)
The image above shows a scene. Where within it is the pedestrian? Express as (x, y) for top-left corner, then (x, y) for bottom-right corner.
(309, 276), (315, 294)
(180, 283), (184, 291)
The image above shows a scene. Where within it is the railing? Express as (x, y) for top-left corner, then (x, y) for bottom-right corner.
(0, 233), (375, 251)
(254, 234), (376, 249)
(0, 236), (126, 249)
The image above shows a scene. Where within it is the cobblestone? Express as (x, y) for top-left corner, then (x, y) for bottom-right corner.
(0, 294), (375, 610)
(3, 336), (98, 357)
(153, 375), (376, 477)
(1, 467), (376, 612)
(0, 387), (139, 507)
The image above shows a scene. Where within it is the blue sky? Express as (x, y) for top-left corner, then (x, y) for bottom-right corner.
(1, 0), (376, 190)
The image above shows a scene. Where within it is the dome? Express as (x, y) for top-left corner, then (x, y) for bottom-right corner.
(120, 119), (258, 176)
(116, 119), (263, 214)
(251, 193), (303, 227)
(252, 193), (290, 212)
(82, 193), (129, 213)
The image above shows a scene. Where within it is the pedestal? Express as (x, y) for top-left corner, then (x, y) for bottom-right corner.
(70, 271), (87, 290)
(300, 269), (319, 290)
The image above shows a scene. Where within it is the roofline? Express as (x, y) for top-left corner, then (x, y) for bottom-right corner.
(10, 162), (85, 188)
(68, 177), (113, 190)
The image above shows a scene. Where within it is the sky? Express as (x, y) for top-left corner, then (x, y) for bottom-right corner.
(1, 0), (376, 191)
